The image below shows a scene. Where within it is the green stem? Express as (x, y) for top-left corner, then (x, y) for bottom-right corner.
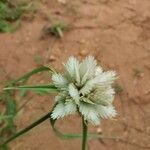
(1, 112), (50, 146)
(82, 117), (88, 150)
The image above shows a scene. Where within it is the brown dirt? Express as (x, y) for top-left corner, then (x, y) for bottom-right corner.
(0, 0), (150, 149)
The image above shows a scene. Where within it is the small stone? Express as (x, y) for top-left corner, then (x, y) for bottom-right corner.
(79, 39), (86, 44)
(49, 55), (56, 62)
(97, 127), (102, 133)
(140, 73), (144, 78)
(79, 49), (89, 56)
(57, 0), (66, 4)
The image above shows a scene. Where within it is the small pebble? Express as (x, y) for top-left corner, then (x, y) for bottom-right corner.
(97, 127), (102, 133)
(79, 39), (86, 44)
(79, 49), (89, 56)
(57, 0), (66, 4)
(49, 55), (56, 62)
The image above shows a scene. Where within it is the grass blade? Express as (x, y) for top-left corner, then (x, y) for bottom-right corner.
(0, 115), (13, 121)
(49, 111), (120, 140)
(1, 113), (50, 146)
(7, 66), (54, 86)
(4, 84), (58, 94)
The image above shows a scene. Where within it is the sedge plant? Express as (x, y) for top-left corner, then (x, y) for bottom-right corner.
(0, 0), (37, 32)
(0, 56), (117, 150)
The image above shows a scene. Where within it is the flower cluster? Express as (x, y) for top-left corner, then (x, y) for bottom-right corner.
(51, 56), (117, 125)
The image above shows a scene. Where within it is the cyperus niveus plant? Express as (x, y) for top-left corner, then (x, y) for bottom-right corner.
(1, 56), (117, 150)
(52, 56), (117, 125)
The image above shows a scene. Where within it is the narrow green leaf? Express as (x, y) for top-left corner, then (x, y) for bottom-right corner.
(49, 111), (120, 140)
(4, 84), (58, 93)
(0, 115), (13, 120)
(50, 117), (81, 139)
(5, 99), (16, 116)
(1, 112), (50, 146)
(4, 99), (17, 133)
(7, 66), (55, 86)
(18, 89), (26, 97)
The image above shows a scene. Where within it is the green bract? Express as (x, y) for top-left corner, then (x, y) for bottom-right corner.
(51, 56), (117, 125)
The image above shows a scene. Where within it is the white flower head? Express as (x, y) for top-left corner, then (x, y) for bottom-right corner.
(51, 56), (117, 125)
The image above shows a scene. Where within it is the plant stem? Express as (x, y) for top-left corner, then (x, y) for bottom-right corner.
(1, 112), (50, 146)
(82, 117), (88, 150)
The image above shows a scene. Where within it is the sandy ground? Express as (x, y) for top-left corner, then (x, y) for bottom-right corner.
(0, 0), (150, 149)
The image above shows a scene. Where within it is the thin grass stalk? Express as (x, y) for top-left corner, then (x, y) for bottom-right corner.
(82, 117), (88, 150)
(1, 112), (50, 146)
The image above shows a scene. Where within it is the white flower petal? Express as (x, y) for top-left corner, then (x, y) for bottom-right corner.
(80, 80), (95, 95)
(90, 87), (115, 105)
(51, 103), (66, 119)
(79, 102), (100, 125)
(97, 105), (117, 119)
(91, 71), (117, 86)
(55, 95), (63, 102)
(81, 97), (95, 104)
(95, 66), (103, 76)
(52, 73), (68, 88)
(65, 100), (77, 114)
(64, 56), (80, 83)
(80, 56), (97, 84)
(69, 83), (80, 104)
(55, 91), (68, 102)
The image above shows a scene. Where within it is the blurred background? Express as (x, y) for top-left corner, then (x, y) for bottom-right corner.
(0, 0), (150, 149)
